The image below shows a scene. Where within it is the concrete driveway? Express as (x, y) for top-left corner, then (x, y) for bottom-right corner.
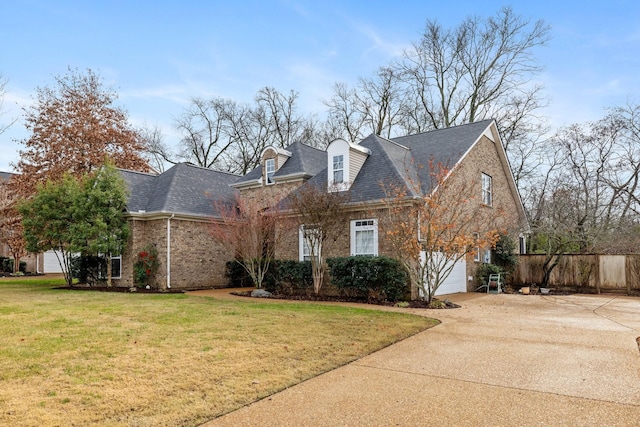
(204, 293), (640, 426)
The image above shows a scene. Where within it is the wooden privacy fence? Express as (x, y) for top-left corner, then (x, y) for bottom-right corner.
(512, 254), (640, 294)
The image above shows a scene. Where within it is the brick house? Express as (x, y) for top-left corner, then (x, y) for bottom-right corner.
(115, 119), (528, 294)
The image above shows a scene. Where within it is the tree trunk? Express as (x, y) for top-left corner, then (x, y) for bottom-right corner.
(106, 254), (112, 287)
(12, 254), (20, 274)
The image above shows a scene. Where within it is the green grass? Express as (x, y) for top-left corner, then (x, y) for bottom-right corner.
(0, 277), (437, 426)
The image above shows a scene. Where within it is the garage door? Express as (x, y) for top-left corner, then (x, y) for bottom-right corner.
(420, 251), (467, 297)
(43, 250), (65, 273)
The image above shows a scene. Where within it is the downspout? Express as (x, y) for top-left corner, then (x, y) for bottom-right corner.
(167, 213), (175, 289)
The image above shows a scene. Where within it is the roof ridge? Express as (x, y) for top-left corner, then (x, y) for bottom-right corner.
(392, 119), (494, 141)
(373, 134), (410, 150)
(180, 162), (241, 177)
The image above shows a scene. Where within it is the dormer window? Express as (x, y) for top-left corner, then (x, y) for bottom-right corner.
(326, 138), (370, 192)
(265, 158), (275, 185)
(332, 155), (344, 184)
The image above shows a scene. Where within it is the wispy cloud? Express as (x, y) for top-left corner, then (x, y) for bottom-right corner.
(350, 21), (408, 59)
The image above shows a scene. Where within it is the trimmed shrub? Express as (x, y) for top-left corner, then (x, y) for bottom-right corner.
(1, 258), (28, 274)
(327, 256), (409, 302)
(225, 260), (254, 287)
(263, 260), (313, 295)
(493, 233), (518, 276)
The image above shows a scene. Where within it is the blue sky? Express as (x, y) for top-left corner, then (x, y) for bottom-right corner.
(1, 0), (639, 171)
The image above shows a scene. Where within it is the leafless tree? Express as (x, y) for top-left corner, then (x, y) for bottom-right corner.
(287, 183), (350, 295)
(174, 97), (236, 169)
(163, 87), (320, 174)
(0, 73), (16, 136)
(139, 123), (172, 173)
(396, 6), (550, 134)
(324, 67), (407, 142)
(527, 105), (640, 257)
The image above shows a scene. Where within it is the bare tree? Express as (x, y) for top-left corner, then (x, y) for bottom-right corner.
(527, 104), (640, 265)
(287, 183), (350, 295)
(209, 196), (287, 289)
(396, 6), (550, 135)
(323, 82), (367, 143)
(164, 87), (320, 174)
(0, 73), (16, 136)
(324, 67), (406, 141)
(174, 97), (236, 169)
(139, 123), (172, 173)
(255, 87), (314, 148)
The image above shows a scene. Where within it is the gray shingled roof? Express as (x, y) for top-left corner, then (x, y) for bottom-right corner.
(280, 120), (494, 206)
(391, 119), (494, 194)
(120, 163), (240, 217)
(234, 141), (325, 185)
(0, 171), (15, 183)
(121, 121), (495, 216)
(273, 141), (325, 179)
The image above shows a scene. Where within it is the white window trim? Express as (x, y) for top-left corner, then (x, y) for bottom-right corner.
(350, 219), (378, 256)
(299, 225), (321, 262)
(482, 173), (492, 206)
(98, 254), (122, 279)
(265, 158), (275, 185)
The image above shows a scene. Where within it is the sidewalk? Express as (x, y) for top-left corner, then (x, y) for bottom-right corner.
(197, 291), (640, 426)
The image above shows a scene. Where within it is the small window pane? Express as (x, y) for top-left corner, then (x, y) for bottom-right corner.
(333, 155), (344, 183)
(266, 159), (275, 184)
(481, 173), (492, 206)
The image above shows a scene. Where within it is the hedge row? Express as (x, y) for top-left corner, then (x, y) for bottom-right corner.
(327, 256), (408, 302)
(0, 257), (27, 274)
(226, 256), (409, 302)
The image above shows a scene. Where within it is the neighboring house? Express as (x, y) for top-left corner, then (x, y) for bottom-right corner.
(116, 119), (528, 295)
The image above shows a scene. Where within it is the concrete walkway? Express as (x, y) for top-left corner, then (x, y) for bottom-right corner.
(199, 291), (640, 426)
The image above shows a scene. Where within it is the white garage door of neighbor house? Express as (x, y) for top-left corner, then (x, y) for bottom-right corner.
(420, 251), (467, 296)
(43, 250), (65, 273)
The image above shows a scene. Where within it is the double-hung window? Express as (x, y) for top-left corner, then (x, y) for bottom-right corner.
(481, 173), (492, 206)
(265, 158), (275, 185)
(299, 225), (321, 262)
(332, 155), (344, 184)
(98, 255), (122, 279)
(350, 219), (378, 256)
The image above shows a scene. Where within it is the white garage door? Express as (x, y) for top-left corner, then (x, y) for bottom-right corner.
(420, 251), (467, 297)
(435, 257), (467, 296)
(43, 250), (66, 273)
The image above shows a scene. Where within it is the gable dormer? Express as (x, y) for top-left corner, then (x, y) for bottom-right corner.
(326, 138), (370, 191)
(260, 146), (291, 186)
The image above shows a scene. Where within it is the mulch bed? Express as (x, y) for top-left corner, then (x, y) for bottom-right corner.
(231, 290), (460, 309)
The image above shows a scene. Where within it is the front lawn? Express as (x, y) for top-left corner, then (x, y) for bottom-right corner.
(0, 277), (437, 426)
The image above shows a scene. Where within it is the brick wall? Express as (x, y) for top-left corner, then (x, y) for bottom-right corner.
(113, 216), (231, 290)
